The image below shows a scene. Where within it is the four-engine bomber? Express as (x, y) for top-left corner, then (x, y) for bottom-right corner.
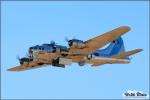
(8, 26), (143, 71)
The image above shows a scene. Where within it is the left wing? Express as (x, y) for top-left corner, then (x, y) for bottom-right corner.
(68, 26), (130, 56)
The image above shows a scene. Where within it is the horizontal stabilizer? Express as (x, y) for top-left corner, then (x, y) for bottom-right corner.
(111, 49), (143, 59)
(84, 58), (130, 67)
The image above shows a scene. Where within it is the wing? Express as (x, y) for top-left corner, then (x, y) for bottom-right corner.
(69, 26), (130, 55)
(7, 63), (48, 72)
(7, 52), (58, 72)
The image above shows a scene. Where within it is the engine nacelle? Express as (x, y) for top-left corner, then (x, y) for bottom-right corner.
(19, 57), (30, 65)
(53, 45), (68, 53)
(68, 39), (86, 49)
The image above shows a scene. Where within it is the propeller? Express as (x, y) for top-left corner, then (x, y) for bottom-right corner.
(17, 55), (31, 65)
(65, 37), (69, 42)
(16, 55), (22, 65)
(73, 36), (76, 40)
(16, 55), (20, 61)
(65, 36), (76, 42)
(26, 53), (30, 58)
(65, 36), (76, 46)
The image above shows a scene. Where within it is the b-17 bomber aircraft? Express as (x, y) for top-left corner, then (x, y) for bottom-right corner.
(7, 26), (143, 71)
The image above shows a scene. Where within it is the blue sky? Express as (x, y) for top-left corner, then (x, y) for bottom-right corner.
(1, 1), (149, 99)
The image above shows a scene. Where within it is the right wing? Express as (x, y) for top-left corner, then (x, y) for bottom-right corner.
(69, 26), (130, 56)
(7, 63), (49, 72)
(7, 52), (58, 72)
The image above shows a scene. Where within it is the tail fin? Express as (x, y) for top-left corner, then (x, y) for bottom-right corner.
(93, 37), (126, 57)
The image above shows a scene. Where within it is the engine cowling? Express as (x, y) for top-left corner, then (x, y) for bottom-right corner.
(68, 39), (86, 49)
(53, 45), (68, 53)
(19, 57), (30, 65)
